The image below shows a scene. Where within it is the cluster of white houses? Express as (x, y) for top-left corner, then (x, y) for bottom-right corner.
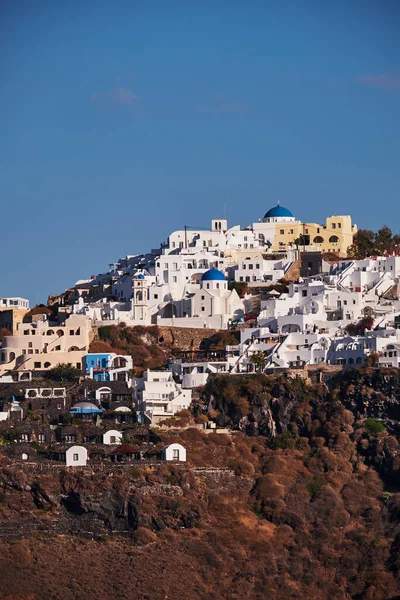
(1, 204), (400, 424)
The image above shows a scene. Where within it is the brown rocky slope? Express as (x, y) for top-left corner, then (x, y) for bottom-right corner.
(1, 368), (400, 599)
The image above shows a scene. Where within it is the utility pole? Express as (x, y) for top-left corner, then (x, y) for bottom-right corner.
(184, 225), (188, 249)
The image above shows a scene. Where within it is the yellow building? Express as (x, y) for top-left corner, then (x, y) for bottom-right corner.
(253, 204), (357, 256)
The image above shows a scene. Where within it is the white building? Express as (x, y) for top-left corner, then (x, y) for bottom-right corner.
(132, 369), (192, 424)
(103, 430), (123, 445)
(0, 297), (30, 310)
(162, 443), (186, 462)
(171, 358), (235, 388)
(65, 445), (88, 467)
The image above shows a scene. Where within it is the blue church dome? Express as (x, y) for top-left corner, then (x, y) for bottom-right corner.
(264, 203), (294, 219)
(202, 267), (226, 281)
(137, 273), (145, 279)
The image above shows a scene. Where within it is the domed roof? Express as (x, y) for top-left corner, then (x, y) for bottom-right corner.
(264, 203), (294, 219)
(73, 401), (98, 409)
(70, 401), (103, 413)
(201, 267), (226, 281)
(137, 273), (145, 279)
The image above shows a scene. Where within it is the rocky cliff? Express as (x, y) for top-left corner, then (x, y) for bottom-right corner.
(1, 367), (400, 600)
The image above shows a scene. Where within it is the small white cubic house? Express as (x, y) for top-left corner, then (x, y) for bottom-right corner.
(162, 443), (187, 462)
(66, 445), (88, 467)
(103, 429), (123, 445)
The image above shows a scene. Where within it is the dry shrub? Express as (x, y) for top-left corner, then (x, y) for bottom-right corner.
(178, 428), (205, 442)
(133, 527), (157, 546)
(252, 474), (285, 503)
(88, 340), (122, 354)
(8, 541), (31, 566)
(229, 459), (255, 477)
(205, 433), (231, 447)
(194, 414), (209, 424)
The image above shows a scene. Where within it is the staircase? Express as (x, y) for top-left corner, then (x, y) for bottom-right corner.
(283, 259), (300, 282)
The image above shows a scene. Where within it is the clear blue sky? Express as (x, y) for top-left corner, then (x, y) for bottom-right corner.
(1, 0), (399, 305)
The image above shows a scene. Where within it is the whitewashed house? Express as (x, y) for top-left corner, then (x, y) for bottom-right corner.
(65, 445), (88, 467)
(162, 443), (186, 462)
(103, 429), (123, 445)
(132, 369), (192, 424)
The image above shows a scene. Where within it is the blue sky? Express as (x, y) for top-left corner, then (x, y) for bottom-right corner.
(1, 0), (399, 305)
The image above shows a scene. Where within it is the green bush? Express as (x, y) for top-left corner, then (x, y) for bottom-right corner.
(365, 418), (385, 434)
(45, 363), (81, 381)
(307, 479), (323, 499)
(130, 467), (141, 479)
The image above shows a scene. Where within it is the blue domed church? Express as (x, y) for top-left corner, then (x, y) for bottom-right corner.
(262, 202), (296, 223)
(252, 201), (299, 250)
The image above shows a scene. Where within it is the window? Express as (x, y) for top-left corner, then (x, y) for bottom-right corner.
(329, 235), (339, 243)
(280, 229), (284, 235)
(154, 294), (158, 299)
(343, 300), (347, 305)
(24, 330), (29, 335)
(256, 264), (260, 269)
(173, 449), (180, 460)
(73, 454), (79, 461)
(69, 330), (74, 335)
(34, 362), (41, 368)
(28, 342), (33, 348)
(290, 229), (294, 234)
(313, 236), (324, 244)
(249, 264), (253, 270)
(201, 307), (205, 311)
(338, 223), (342, 228)
(243, 264), (246, 269)
(239, 277), (243, 282)
(38, 434), (45, 443)
(110, 436), (116, 444)
(28, 349), (33, 354)
(20, 433), (30, 442)
(172, 276), (177, 283)
(65, 435), (75, 443)
(332, 223), (336, 229)
(201, 296), (205, 300)
(302, 290), (307, 297)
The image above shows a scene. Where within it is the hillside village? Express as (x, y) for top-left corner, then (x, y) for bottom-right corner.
(1, 203), (400, 467)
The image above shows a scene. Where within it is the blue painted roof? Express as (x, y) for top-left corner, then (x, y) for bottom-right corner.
(264, 204), (294, 219)
(202, 267), (226, 281)
(137, 273), (145, 279)
(70, 407), (103, 414)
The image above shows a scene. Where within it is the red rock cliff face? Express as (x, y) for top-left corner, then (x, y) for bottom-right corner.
(1, 369), (400, 600)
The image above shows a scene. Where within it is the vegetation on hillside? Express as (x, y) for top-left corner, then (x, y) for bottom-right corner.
(347, 225), (400, 258)
(91, 325), (169, 375)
